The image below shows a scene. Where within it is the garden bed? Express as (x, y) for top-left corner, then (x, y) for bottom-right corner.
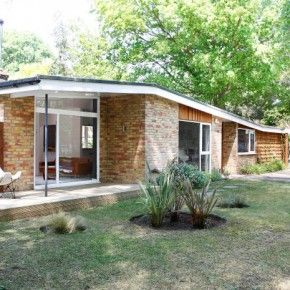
(130, 212), (226, 230)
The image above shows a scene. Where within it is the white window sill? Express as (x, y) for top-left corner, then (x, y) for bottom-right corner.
(238, 152), (256, 156)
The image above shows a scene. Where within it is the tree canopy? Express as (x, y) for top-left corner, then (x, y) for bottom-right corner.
(82, 0), (289, 123)
(2, 31), (52, 76)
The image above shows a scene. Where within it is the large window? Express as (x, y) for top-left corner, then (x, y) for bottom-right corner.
(238, 129), (255, 153)
(35, 96), (98, 188)
(179, 121), (211, 171)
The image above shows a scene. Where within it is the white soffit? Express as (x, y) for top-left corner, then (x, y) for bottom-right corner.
(1, 79), (289, 134)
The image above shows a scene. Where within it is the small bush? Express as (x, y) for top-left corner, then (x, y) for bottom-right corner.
(157, 161), (209, 190)
(240, 159), (285, 175)
(140, 173), (175, 227)
(47, 213), (87, 234)
(182, 180), (218, 228)
(210, 169), (223, 182)
(218, 194), (248, 208)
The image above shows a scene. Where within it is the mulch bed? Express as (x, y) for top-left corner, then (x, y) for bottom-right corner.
(130, 212), (226, 230)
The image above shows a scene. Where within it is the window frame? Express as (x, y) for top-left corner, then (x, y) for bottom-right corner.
(237, 128), (256, 155)
(178, 120), (212, 172)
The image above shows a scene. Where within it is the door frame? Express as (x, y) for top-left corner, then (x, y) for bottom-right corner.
(33, 95), (100, 190)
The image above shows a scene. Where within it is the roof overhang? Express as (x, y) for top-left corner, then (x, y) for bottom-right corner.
(0, 76), (289, 134)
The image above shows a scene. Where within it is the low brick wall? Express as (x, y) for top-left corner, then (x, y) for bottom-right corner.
(0, 189), (139, 221)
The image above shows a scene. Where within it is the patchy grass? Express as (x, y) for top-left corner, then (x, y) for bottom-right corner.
(0, 180), (289, 289)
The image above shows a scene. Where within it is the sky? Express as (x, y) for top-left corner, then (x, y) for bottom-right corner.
(0, 0), (98, 49)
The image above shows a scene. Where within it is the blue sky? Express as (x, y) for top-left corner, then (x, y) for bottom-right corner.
(0, 0), (98, 48)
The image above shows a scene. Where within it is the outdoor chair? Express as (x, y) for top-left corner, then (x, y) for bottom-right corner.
(0, 168), (22, 199)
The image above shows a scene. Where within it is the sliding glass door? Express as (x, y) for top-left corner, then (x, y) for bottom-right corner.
(179, 121), (211, 171)
(35, 95), (98, 188)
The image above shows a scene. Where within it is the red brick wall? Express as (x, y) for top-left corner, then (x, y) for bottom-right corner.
(222, 122), (257, 174)
(100, 95), (145, 183)
(0, 96), (34, 190)
(0, 122), (3, 169)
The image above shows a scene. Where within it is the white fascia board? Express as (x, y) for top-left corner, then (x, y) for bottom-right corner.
(1, 79), (288, 134)
(0, 84), (41, 96)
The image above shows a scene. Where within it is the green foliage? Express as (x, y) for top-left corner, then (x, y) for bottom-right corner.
(210, 169), (223, 182)
(182, 180), (218, 228)
(2, 31), (52, 75)
(91, 0), (289, 122)
(140, 173), (174, 227)
(218, 193), (248, 208)
(240, 159), (286, 175)
(157, 161), (209, 190)
(48, 213), (87, 234)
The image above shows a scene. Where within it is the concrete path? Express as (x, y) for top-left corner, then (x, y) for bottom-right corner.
(231, 168), (290, 183)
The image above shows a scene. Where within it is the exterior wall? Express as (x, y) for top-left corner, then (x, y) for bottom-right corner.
(222, 122), (288, 174)
(0, 122), (3, 169)
(211, 118), (222, 170)
(179, 104), (212, 123)
(100, 95), (145, 183)
(256, 131), (288, 163)
(222, 122), (257, 174)
(179, 104), (222, 171)
(145, 95), (179, 172)
(0, 96), (34, 190)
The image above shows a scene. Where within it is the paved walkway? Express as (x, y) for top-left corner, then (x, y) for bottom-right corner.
(231, 168), (290, 183)
(0, 184), (139, 220)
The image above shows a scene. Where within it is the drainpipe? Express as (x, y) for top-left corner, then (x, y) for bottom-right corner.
(44, 94), (48, 197)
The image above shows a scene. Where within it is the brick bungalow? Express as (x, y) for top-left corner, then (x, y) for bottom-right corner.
(0, 75), (288, 191)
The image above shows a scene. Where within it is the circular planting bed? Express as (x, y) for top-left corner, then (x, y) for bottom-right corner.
(130, 212), (226, 230)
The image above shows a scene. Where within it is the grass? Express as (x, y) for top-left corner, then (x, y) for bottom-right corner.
(0, 180), (290, 289)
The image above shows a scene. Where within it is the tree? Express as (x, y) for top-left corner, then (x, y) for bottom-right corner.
(2, 31), (52, 75)
(92, 0), (289, 121)
(49, 19), (74, 76)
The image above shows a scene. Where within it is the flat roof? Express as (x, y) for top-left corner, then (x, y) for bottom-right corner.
(0, 75), (288, 134)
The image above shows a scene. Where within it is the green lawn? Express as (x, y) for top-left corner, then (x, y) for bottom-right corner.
(0, 180), (290, 289)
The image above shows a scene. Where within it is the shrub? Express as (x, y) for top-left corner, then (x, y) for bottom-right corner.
(218, 193), (248, 208)
(157, 161), (209, 190)
(48, 213), (87, 234)
(182, 180), (218, 228)
(240, 159), (285, 175)
(210, 169), (223, 182)
(140, 173), (175, 227)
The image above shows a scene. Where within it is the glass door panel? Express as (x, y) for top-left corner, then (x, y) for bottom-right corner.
(201, 124), (211, 172)
(179, 121), (200, 169)
(35, 113), (57, 186)
(58, 115), (97, 184)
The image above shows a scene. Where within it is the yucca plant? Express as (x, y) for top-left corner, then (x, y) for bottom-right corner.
(183, 180), (218, 228)
(140, 173), (174, 227)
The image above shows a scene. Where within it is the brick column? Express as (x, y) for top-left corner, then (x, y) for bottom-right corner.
(0, 122), (3, 169)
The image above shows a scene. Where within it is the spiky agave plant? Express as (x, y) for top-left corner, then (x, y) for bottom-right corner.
(140, 173), (174, 227)
(183, 180), (218, 228)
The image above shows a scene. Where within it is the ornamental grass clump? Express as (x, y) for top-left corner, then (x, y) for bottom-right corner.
(47, 213), (87, 234)
(182, 180), (218, 228)
(140, 173), (174, 227)
(218, 193), (248, 208)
